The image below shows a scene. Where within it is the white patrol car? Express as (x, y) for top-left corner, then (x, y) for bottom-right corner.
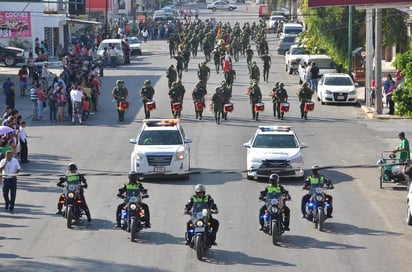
(129, 119), (192, 179)
(243, 126), (308, 180)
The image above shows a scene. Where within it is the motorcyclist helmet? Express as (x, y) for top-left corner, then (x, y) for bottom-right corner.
(128, 171), (139, 183)
(144, 80), (151, 85)
(312, 164), (320, 174)
(116, 80), (124, 85)
(68, 162), (77, 171)
(269, 173), (279, 184)
(195, 184), (206, 195)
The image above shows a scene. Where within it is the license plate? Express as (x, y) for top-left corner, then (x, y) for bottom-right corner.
(154, 167), (165, 173)
(337, 95), (344, 100)
(195, 227), (205, 232)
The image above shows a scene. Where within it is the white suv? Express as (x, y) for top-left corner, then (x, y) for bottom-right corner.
(129, 119), (192, 179)
(243, 126), (308, 180)
(407, 184), (412, 225)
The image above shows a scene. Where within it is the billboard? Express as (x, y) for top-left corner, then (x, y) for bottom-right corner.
(0, 11), (31, 39)
(308, 0), (412, 7)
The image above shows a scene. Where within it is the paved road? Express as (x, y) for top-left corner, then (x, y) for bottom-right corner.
(1, 5), (412, 272)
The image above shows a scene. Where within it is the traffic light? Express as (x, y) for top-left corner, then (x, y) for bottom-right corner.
(68, 0), (86, 16)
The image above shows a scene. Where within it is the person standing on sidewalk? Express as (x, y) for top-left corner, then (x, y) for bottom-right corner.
(35, 84), (46, 121)
(18, 121), (29, 163)
(18, 65), (29, 97)
(29, 84), (39, 121)
(0, 150), (22, 213)
(70, 84), (83, 125)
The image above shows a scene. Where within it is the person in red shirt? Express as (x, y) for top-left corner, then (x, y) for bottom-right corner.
(18, 65), (29, 97)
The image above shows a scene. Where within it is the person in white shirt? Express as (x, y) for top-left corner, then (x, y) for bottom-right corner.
(18, 121), (29, 163)
(109, 45), (118, 69)
(0, 151), (22, 213)
(70, 85), (83, 124)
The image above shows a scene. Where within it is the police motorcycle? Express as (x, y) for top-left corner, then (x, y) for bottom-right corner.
(185, 202), (216, 260)
(303, 185), (333, 231)
(260, 191), (289, 245)
(57, 176), (87, 229)
(118, 188), (149, 242)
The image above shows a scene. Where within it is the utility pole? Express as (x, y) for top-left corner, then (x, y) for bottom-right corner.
(375, 8), (383, 114)
(365, 8), (374, 107)
(105, 0), (109, 38)
(347, 5), (353, 76)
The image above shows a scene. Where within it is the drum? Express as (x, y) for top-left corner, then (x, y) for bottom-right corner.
(195, 101), (204, 111)
(172, 102), (182, 111)
(304, 101), (315, 112)
(224, 103), (234, 112)
(280, 102), (290, 112)
(146, 101), (156, 111)
(118, 101), (129, 110)
(254, 102), (265, 112)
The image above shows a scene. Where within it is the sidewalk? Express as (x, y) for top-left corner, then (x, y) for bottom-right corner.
(356, 62), (412, 120)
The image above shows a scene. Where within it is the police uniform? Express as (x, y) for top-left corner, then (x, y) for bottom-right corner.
(301, 175), (333, 217)
(259, 184), (290, 230)
(116, 181), (150, 228)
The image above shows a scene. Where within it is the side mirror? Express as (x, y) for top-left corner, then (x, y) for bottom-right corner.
(300, 143), (308, 149)
(129, 138), (137, 144)
(184, 138), (192, 144)
(243, 143), (251, 148)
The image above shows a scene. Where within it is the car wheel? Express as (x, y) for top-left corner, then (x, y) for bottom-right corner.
(299, 78), (302, 84)
(229, 7), (233, 11)
(287, 65), (293, 75)
(4, 55), (16, 67)
(407, 202), (412, 225)
(213, 7), (216, 11)
(246, 174), (254, 180)
(137, 50), (142, 56)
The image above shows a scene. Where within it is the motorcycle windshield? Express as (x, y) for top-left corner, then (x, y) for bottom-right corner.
(192, 202), (209, 222)
(266, 192), (283, 209)
(126, 189), (141, 204)
(310, 186), (324, 196)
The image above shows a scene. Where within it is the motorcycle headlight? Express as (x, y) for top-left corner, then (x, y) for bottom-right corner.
(175, 146), (185, 160)
(271, 207), (278, 213)
(315, 194), (324, 202)
(130, 204), (137, 210)
(134, 152), (144, 161)
(68, 192), (75, 198)
(196, 220), (204, 227)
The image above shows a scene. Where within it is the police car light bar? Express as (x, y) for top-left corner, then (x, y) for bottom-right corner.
(258, 126), (291, 132)
(144, 119), (179, 127)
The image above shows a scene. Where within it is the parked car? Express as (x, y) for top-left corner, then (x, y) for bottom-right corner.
(277, 34), (298, 55)
(317, 73), (358, 105)
(96, 39), (125, 65)
(268, 15), (285, 33)
(298, 54), (338, 84)
(128, 37), (142, 56)
(129, 119), (192, 179)
(284, 45), (309, 74)
(243, 126), (308, 180)
(0, 42), (25, 67)
(207, 1), (237, 11)
(282, 23), (303, 35)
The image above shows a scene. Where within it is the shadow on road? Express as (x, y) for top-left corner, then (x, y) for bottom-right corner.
(202, 248), (296, 267)
(282, 234), (366, 250)
(323, 222), (401, 236)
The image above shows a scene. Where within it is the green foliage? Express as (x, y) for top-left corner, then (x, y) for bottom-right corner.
(8, 38), (31, 52)
(300, 2), (407, 72)
(393, 49), (412, 116)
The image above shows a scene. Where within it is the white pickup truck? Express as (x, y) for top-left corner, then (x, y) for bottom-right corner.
(284, 44), (308, 74)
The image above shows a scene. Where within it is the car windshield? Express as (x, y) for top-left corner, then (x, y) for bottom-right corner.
(128, 39), (140, 44)
(138, 130), (183, 145)
(291, 47), (308, 54)
(285, 28), (302, 34)
(324, 76), (353, 86)
(98, 42), (121, 51)
(283, 36), (297, 43)
(315, 60), (336, 69)
(252, 134), (298, 148)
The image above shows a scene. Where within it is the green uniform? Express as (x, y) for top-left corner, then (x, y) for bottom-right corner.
(249, 85), (262, 120)
(140, 86), (155, 119)
(112, 86), (128, 121)
(298, 86), (313, 119)
(275, 87), (288, 119)
(250, 65), (260, 83)
(212, 89), (225, 124)
(261, 55), (271, 82)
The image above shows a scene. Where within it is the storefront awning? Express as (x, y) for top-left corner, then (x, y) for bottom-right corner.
(66, 18), (102, 25)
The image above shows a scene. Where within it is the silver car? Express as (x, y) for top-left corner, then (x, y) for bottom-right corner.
(207, 1), (237, 11)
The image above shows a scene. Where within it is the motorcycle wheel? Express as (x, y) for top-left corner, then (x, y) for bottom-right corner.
(318, 208), (324, 231)
(271, 221), (280, 246)
(67, 206), (73, 229)
(130, 218), (138, 242)
(195, 235), (204, 261)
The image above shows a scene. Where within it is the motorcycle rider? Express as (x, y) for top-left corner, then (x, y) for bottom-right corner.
(115, 171), (151, 229)
(140, 80), (155, 119)
(301, 165), (334, 218)
(259, 174), (291, 231)
(56, 162), (91, 222)
(184, 184), (219, 246)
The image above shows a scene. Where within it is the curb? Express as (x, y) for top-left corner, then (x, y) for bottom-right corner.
(360, 105), (412, 120)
